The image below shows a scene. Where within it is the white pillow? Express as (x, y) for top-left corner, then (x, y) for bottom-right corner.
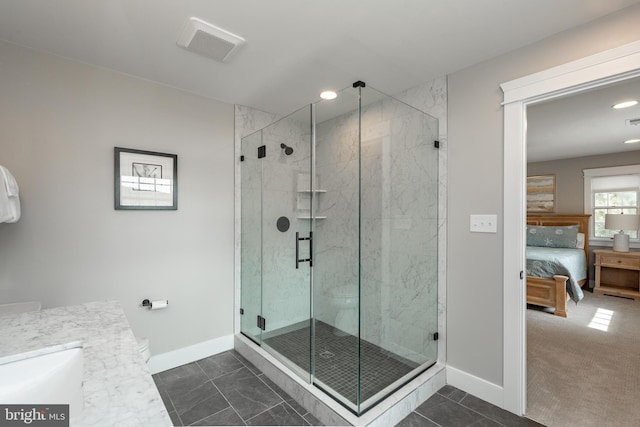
(576, 232), (585, 249)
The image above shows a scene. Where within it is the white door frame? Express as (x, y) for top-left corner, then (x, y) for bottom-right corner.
(501, 40), (640, 416)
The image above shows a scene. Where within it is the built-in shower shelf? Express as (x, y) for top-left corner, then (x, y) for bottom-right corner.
(297, 216), (327, 219)
(296, 190), (327, 193)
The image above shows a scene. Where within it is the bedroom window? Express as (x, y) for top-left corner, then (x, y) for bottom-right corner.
(593, 190), (638, 238)
(584, 165), (640, 244)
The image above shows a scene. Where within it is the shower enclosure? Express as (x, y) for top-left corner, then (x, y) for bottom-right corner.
(240, 82), (439, 414)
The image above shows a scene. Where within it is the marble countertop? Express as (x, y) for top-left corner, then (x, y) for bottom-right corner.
(0, 300), (172, 426)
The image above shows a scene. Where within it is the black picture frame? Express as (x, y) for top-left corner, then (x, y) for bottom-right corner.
(114, 147), (178, 210)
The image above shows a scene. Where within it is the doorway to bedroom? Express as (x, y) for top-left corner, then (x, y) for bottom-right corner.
(524, 76), (640, 426)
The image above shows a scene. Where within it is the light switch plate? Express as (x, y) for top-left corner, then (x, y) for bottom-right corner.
(470, 214), (498, 233)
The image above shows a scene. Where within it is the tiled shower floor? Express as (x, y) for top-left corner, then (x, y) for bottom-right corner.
(263, 320), (421, 405)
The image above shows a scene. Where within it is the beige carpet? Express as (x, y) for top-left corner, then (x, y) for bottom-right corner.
(526, 291), (640, 427)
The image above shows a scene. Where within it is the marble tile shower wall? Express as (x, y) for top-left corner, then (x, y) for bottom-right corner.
(313, 93), (439, 363)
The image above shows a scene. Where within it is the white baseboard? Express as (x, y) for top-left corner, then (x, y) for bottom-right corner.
(148, 334), (234, 374)
(446, 365), (504, 409)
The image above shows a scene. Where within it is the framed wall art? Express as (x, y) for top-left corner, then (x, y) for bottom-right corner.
(527, 174), (555, 213)
(114, 147), (177, 210)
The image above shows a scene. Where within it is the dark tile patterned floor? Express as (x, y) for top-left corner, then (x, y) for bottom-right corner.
(153, 350), (543, 426)
(152, 350), (321, 426)
(396, 385), (545, 427)
(263, 320), (420, 405)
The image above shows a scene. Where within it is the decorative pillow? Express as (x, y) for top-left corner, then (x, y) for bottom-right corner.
(576, 232), (585, 249)
(527, 225), (579, 248)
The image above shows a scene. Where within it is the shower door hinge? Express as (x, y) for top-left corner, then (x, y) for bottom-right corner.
(434, 140), (440, 149)
(240, 308), (244, 315)
(257, 315), (266, 331)
(258, 145), (266, 159)
(433, 332), (439, 341)
(240, 155), (245, 162)
(520, 270), (524, 280)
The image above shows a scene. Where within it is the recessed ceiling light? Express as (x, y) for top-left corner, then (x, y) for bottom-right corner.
(320, 91), (337, 100)
(612, 100), (638, 109)
(624, 138), (640, 144)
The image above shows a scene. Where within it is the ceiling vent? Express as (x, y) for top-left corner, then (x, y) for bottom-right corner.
(177, 17), (245, 63)
(627, 118), (640, 126)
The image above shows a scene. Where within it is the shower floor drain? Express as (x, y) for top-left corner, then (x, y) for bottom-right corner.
(319, 350), (335, 359)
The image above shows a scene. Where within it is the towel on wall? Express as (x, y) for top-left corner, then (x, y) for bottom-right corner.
(0, 165), (21, 223)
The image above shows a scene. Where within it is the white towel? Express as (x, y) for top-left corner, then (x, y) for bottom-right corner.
(0, 165), (21, 223)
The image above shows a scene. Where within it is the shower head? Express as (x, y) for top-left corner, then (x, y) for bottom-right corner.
(280, 143), (294, 156)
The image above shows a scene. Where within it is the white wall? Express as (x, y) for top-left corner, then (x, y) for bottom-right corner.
(447, 4), (640, 387)
(0, 40), (235, 358)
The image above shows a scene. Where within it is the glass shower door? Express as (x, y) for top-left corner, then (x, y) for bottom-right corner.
(241, 106), (314, 382)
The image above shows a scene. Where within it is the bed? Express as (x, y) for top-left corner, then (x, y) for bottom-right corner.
(526, 214), (591, 317)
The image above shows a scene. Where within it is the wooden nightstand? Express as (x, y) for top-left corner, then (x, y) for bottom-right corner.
(594, 249), (640, 300)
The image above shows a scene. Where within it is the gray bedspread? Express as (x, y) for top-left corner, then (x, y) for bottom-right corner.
(526, 246), (586, 303)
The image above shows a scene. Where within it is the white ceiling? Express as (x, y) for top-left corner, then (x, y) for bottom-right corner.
(0, 0), (639, 116)
(527, 77), (640, 162)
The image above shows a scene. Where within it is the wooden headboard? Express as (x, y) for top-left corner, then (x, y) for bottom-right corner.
(526, 214), (592, 270)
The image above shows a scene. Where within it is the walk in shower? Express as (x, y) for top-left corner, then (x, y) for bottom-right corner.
(240, 82), (439, 415)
